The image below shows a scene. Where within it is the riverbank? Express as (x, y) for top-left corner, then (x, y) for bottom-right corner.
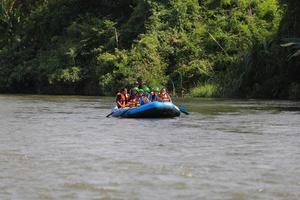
(1, 91), (300, 101)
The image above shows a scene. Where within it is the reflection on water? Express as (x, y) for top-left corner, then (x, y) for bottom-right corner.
(0, 95), (299, 200)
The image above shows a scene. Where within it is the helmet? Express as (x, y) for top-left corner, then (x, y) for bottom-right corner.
(154, 87), (160, 92)
(132, 87), (139, 91)
(143, 87), (150, 92)
(138, 89), (144, 93)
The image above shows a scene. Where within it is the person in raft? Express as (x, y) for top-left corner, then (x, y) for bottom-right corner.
(116, 86), (171, 108)
(151, 87), (160, 101)
(159, 87), (172, 102)
(138, 89), (150, 106)
(116, 88), (128, 108)
(143, 87), (152, 102)
(133, 81), (141, 89)
(124, 87), (130, 103)
(128, 87), (139, 107)
(129, 81), (139, 99)
(137, 89), (145, 106)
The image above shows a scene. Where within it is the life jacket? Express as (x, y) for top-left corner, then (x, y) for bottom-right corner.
(116, 92), (126, 108)
(128, 95), (139, 107)
(130, 96), (139, 103)
(160, 93), (170, 102)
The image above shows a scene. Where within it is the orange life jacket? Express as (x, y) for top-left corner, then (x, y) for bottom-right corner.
(129, 95), (138, 102)
(128, 96), (139, 107)
(160, 93), (170, 102)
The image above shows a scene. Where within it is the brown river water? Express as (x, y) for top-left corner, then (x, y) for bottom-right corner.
(0, 95), (299, 200)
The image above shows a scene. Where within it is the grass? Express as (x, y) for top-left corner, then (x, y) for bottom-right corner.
(190, 83), (218, 98)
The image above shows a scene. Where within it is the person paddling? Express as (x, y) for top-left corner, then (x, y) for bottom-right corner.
(159, 87), (172, 102)
(116, 88), (128, 108)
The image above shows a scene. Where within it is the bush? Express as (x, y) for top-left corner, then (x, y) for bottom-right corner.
(1, 0), (298, 99)
(190, 83), (218, 97)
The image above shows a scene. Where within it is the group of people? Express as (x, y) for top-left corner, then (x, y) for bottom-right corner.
(116, 82), (172, 108)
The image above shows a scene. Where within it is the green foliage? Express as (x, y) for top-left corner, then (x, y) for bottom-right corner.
(0, 0), (299, 99)
(48, 67), (81, 84)
(190, 83), (218, 97)
(281, 38), (300, 60)
(202, 0), (285, 98)
(96, 49), (130, 95)
(129, 33), (168, 88)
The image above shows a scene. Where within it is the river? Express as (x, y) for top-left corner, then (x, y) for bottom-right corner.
(0, 95), (299, 200)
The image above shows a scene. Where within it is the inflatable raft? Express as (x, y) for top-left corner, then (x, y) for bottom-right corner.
(111, 102), (181, 118)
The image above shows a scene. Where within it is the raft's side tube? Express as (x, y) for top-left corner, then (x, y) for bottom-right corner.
(111, 102), (180, 118)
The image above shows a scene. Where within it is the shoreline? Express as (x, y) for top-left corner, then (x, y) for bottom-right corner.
(0, 93), (299, 101)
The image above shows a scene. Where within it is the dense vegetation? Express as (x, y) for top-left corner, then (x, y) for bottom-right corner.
(0, 0), (299, 98)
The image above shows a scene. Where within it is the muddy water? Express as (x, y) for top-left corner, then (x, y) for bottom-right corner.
(0, 95), (299, 199)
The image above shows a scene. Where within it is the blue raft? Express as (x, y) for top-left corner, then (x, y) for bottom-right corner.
(111, 102), (181, 118)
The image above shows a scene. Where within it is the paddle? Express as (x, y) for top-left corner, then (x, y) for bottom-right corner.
(106, 112), (114, 118)
(106, 106), (131, 118)
(178, 106), (190, 115)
